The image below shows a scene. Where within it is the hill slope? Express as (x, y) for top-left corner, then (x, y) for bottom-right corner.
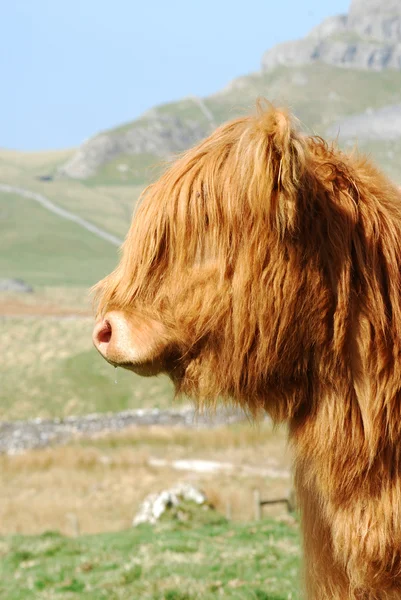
(55, 0), (401, 185)
(0, 191), (118, 287)
(56, 64), (401, 185)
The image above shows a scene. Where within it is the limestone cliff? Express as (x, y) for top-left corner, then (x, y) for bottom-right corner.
(262, 0), (401, 71)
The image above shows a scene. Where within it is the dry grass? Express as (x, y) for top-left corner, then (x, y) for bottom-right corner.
(0, 307), (176, 419)
(1, 314), (175, 420)
(0, 422), (291, 536)
(0, 287), (92, 316)
(2, 317), (92, 373)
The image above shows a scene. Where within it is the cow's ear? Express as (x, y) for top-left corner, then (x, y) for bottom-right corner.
(250, 103), (308, 235)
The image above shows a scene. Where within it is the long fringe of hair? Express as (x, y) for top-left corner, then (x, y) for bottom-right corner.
(95, 103), (401, 593)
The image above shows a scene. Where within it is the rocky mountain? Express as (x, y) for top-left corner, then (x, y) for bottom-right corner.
(58, 0), (401, 183)
(262, 0), (401, 72)
(349, 0), (401, 42)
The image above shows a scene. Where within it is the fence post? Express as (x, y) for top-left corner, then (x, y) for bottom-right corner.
(66, 512), (80, 537)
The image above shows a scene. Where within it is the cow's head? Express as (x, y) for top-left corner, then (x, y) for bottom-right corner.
(93, 103), (371, 420)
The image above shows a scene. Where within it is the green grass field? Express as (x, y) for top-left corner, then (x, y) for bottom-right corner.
(0, 517), (300, 600)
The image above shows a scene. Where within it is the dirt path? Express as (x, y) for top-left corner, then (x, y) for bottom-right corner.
(0, 183), (123, 247)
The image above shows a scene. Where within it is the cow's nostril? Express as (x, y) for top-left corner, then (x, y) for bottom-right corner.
(97, 320), (112, 345)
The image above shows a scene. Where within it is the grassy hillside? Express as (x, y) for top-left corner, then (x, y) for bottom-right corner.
(0, 192), (118, 287)
(0, 517), (300, 600)
(1, 65), (401, 252)
(85, 153), (164, 187)
(0, 150), (142, 239)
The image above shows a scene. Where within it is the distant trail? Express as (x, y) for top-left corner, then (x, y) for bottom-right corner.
(0, 183), (124, 247)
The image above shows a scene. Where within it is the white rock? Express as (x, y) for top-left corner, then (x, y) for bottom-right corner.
(132, 483), (207, 527)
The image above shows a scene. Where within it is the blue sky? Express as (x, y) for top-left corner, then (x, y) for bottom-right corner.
(2, 0), (350, 150)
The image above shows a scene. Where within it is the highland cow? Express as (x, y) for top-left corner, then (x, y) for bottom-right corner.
(93, 103), (401, 599)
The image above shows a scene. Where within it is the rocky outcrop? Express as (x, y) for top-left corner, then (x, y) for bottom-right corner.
(262, 37), (401, 72)
(348, 0), (401, 42)
(308, 15), (348, 40)
(132, 483), (208, 526)
(58, 113), (212, 179)
(262, 0), (401, 72)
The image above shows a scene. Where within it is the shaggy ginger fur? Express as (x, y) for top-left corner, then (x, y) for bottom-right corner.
(94, 103), (401, 599)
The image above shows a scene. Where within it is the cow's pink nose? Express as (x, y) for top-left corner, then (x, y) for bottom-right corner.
(93, 317), (113, 354)
(92, 310), (167, 374)
(93, 311), (139, 366)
